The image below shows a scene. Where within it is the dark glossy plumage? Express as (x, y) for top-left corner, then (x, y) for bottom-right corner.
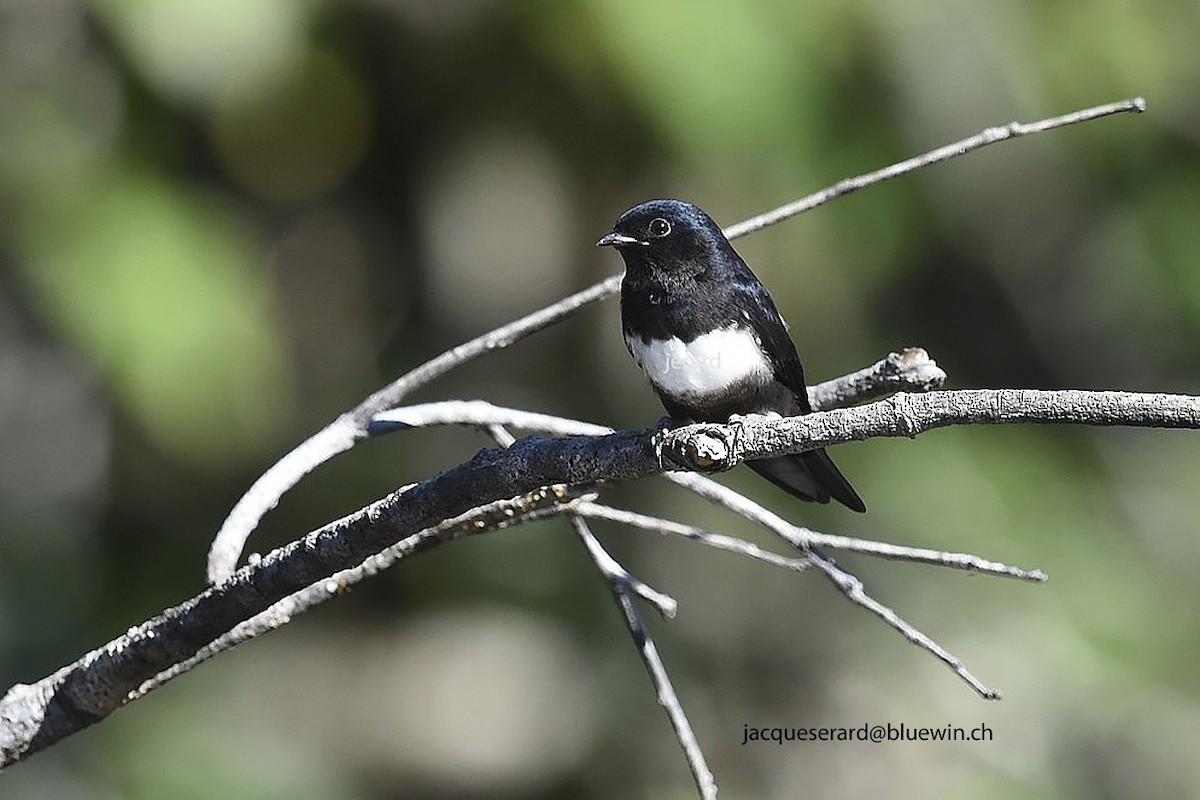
(598, 199), (865, 512)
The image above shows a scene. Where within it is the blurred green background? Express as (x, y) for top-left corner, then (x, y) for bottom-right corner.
(2, 0), (1199, 798)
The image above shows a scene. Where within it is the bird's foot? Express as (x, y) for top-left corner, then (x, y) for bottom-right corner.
(651, 417), (684, 471)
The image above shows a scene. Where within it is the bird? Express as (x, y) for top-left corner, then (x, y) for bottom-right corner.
(597, 199), (866, 512)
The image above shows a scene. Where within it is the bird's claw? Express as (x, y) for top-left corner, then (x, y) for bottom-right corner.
(650, 418), (678, 471)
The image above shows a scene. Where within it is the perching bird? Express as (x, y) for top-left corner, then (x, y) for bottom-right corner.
(597, 199), (865, 512)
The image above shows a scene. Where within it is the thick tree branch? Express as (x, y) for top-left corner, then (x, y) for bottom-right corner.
(5, 384), (1193, 766)
(2, 428), (658, 767)
(128, 484), (599, 703)
(659, 389), (1200, 473)
(374, 399), (1045, 580)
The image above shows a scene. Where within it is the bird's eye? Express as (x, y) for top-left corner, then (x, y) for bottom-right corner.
(648, 217), (672, 238)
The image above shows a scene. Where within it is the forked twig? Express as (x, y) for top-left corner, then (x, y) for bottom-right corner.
(611, 578), (718, 799)
(659, 470), (1046, 582)
(569, 516), (714, 798)
(489, 426), (707, 791)
(371, 398), (1034, 699)
(574, 502), (811, 572)
(807, 550), (1002, 699)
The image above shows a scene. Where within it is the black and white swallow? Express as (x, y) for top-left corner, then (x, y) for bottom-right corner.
(598, 199), (865, 512)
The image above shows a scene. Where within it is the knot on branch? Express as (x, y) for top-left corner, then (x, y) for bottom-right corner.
(889, 393), (921, 438)
(888, 347), (946, 391)
(659, 424), (737, 473)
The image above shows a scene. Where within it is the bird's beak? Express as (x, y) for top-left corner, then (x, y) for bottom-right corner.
(596, 232), (646, 248)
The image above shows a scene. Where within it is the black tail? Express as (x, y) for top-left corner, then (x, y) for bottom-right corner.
(746, 449), (866, 513)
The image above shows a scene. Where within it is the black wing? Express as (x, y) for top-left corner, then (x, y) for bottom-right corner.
(728, 269), (812, 414)
(729, 265), (866, 512)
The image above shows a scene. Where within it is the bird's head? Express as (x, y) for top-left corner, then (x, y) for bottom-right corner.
(597, 199), (731, 283)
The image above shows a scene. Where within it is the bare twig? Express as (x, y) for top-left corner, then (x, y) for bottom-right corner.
(210, 98), (1142, 582)
(492, 427), (705, 791)
(574, 502), (811, 572)
(483, 426), (704, 794)
(807, 550), (1002, 700)
(808, 347), (945, 410)
(575, 515), (678, 618)
(722, 97), (1146, 239)
(368, 348), (945, 441)
(573, 501), (1043, 582)
(659, 471), (1045, 582)
(372, 401), (613, 438)
(368, 343), (945, 437)
(571, 517), (716, 799)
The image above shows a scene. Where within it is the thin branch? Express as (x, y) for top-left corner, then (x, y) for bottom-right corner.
(489, 426), (703, 792)
(368, 348), (946, 441)
(659, 471), (1045, 582)
(659, 390), (1200, 473)
(722, 97), (1146, 239)
(210, 98), (1142, 581)
(483, 423), (518, 448)
(793, 529), (1046, 580)
(571, 514), (716, 800)
(576, 502), (811, 571)
(368, 343), (945, 438)
(581, 501), (999, 714)
(807, 550), (1002, 700)
(372, 401), (613, 438)
(620, 471), (1016, 705)
(571, 514), (678, 617)
(808, 347), (945, 410)
(573, 501), (1043, 582)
